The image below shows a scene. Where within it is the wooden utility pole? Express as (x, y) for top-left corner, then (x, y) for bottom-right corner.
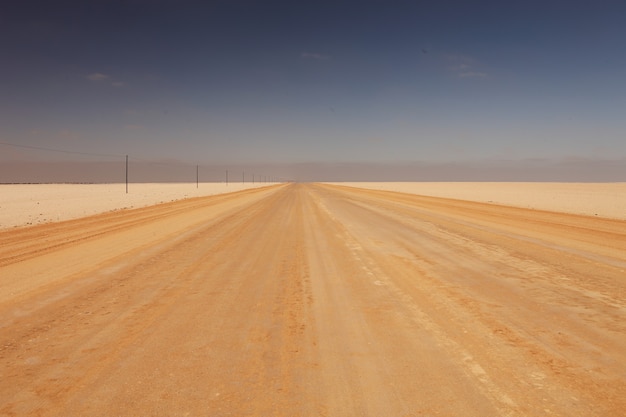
(125, 155), (128, 194)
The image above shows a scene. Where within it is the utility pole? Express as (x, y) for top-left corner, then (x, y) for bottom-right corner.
(125, 155), (128, 194)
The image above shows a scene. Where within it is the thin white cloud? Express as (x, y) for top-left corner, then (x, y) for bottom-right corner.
(86, 73), (128, 87)
(440, 53), (488, 79)
(301, 52), (330, 60)
(459, 71), (488, 79)
(86, 72), (110, 81)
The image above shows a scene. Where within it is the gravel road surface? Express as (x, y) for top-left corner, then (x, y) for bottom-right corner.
(1, 183), (624, 416)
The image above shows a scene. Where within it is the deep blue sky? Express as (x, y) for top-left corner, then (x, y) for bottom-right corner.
(2, 0), (626, 179)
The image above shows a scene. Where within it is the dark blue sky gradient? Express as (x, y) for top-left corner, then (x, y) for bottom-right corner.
(2, 0), (626, 179)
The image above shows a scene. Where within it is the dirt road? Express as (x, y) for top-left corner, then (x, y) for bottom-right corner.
(1, 183), (625, 416)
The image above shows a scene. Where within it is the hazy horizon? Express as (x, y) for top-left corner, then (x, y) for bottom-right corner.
(1, 157), (625, 184)
(2, 0), (625, 181)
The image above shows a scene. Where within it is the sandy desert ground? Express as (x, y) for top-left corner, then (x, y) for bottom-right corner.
(0, 182), (271, 230)
(1, 182), (625, 416)
(331, 182), (626, 220)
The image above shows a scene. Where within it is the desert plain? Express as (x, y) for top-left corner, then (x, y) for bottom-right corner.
(0, 182), (625, 416)
(0, 182), (271, 230)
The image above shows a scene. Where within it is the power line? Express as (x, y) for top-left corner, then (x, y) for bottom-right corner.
(0, 141), (125, 158)
(0, 140), (284, 183)
(128, 156), (206, 168)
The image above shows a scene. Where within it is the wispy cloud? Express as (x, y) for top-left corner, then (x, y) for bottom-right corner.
(86, 72), (127, 87)
(301, 52), (330, 60)
(86, 72), (110, 81)
(441, 53), (488, 79)
(459, 71), (487, 79)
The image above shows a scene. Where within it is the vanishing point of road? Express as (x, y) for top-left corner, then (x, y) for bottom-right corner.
(1, 183), (625, 416)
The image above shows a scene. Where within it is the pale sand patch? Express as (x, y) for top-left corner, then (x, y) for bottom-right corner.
(0, 183), (273, 229)
(328, 182), (626, 220)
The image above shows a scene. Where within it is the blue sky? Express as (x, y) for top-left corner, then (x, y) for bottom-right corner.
(1, 0), (626, 180)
